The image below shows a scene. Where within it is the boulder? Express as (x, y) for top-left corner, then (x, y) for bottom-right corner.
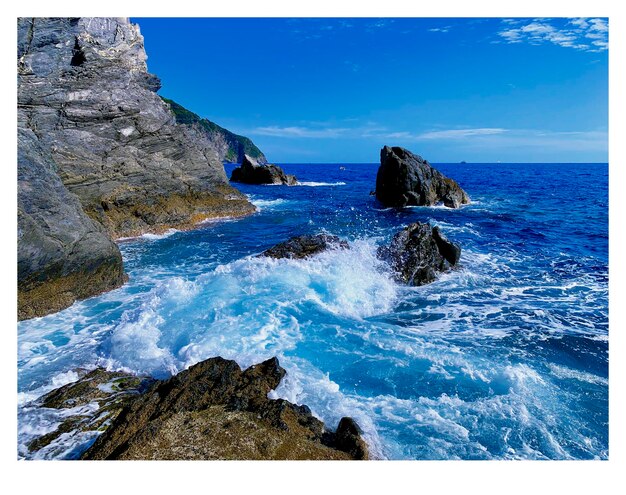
(231, 154), (297, 185)
(375, 146), (470, 208)
(260, 234), (349, 259)
(378, 222), (461, 286)
(71, 356), (369, 460)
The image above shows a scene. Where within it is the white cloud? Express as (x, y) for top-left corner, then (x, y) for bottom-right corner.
(250, 126), (349, 139)
(497, 18), (608, 52)
(417, 128), (507, 140)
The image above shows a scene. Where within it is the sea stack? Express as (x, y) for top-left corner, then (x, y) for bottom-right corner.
(375, 146), (470, 208)
(231, 154), (297, 185)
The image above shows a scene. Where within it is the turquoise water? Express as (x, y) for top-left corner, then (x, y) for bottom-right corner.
(17, 162), (608, 460)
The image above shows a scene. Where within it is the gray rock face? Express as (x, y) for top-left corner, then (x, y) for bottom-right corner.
(18, 17), (255, 240)
(375, 146), (470, 208)
(231, 154), (297, 185)
(17, 17), (257, 318)
(377, 222), (461, 286)
(260, 234), (349, 259)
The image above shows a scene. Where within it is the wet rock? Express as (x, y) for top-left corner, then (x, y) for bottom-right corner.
(231, 154), (297, 185)
(378, 222), (461, 286)
(375, 146), (470, 208)
(78, 357), (368, 460)
(335, 417), (369, 460)
(260, 234), (349, 259)
(432, 226), (461, 265)
(26, 368), (154, 455)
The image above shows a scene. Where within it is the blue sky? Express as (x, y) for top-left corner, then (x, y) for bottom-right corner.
(132, 17), (608, 163)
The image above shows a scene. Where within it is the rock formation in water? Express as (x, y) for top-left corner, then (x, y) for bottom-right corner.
(161, 97), (267, 165)
(17, 17), (258, 319)
(375, 146), (470, 208)
(68, 357), (369, 460)
(378, 222), (461, 286)
(260, 234), (349, 259)
(231, 154), (297, 185)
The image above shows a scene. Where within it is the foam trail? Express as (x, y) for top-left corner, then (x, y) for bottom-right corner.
(297, 181), (346, 187)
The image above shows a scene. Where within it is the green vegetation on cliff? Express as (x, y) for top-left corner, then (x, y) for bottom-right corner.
(161, 97), (267, 164)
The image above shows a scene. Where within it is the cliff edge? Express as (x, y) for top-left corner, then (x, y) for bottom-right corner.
(17, 18), (257, 319)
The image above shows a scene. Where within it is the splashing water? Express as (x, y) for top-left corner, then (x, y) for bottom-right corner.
(18, 162), (608, 460)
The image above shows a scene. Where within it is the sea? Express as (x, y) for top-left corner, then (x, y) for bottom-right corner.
(17, 161), (609, 460)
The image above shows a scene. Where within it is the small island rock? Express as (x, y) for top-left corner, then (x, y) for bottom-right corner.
(231, 154), (297, 185)
(375, 146), (470, 208)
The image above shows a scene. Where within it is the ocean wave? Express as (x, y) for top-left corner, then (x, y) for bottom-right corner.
(95, 237), (397, 377)
(117, 228), (179, 242)
(247, 196), (290, 210)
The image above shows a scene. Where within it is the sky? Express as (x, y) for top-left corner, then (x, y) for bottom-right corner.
(132, 17), (609, 163)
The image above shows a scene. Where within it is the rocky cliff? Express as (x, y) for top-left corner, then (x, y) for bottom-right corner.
(161, 97), (267, 165)
(17, 17), (257, 319)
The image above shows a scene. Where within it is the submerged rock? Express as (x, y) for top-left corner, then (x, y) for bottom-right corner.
(375, 146), (470, 208)
(74, 357), (368, 460)
(260, 234), (349, 259)
(378, 222), (461, 286)
(231, 154), (297, 185)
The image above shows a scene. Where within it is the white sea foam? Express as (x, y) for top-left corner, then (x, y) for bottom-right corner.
(296, 181), (346, 187)
(548, 364), (608, 386)
(117, 228), (179, 242)
(248, 197), (290, 210)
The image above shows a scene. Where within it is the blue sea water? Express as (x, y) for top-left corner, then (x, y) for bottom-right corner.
(17, 162), (608, 460)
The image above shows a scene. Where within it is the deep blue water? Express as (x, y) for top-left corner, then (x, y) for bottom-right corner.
(17, 162), (608, 460)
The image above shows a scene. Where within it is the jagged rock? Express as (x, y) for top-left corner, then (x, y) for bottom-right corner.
(378, 222), (461, 286)
(231, 154), (297, 185)
(432, 226), (461, 265)
(76, 357), (368, 460)
(17, 17), (260, 318)
(260, 234), (349, 259)
(375, 146), (470, 208)
(335, 417), (369, 460)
